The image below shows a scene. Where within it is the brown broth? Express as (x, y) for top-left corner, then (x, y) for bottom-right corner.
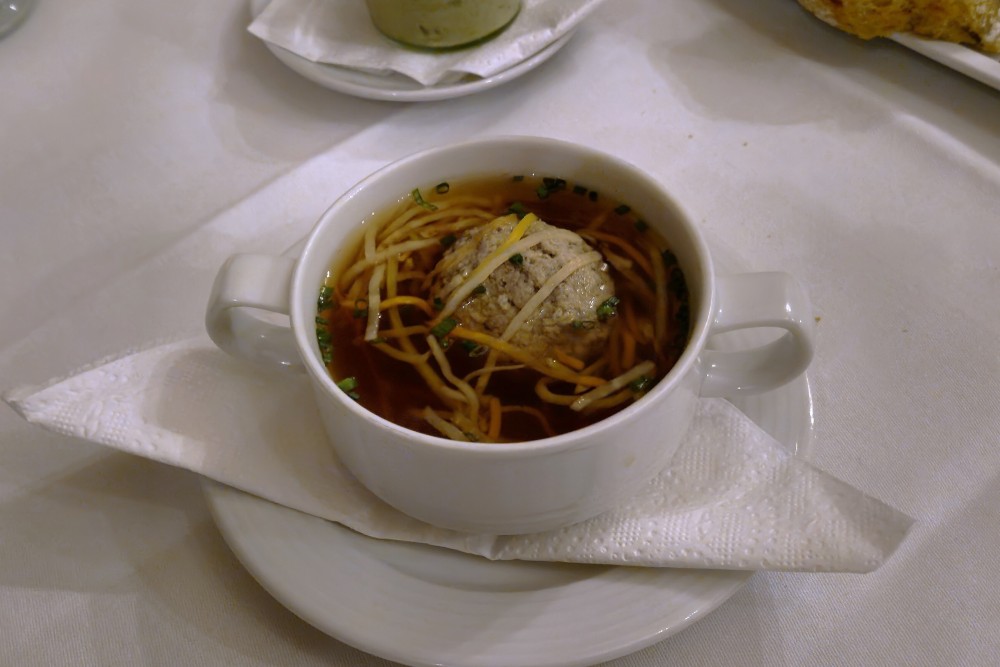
(317, 175), (690, 442)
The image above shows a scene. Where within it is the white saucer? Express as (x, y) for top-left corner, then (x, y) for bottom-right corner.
(249, 0), (577, 102)
(203, 336), (813, 666)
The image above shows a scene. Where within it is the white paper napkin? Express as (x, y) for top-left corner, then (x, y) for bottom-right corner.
(4, 336), (912, 572)
(249, 0), (605, 87)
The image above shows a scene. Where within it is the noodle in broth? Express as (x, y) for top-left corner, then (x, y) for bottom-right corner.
(315, 175), (690, 442)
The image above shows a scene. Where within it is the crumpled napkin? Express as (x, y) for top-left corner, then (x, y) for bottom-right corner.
(249, 0), (606, 86)
(4, 336), (912, 572)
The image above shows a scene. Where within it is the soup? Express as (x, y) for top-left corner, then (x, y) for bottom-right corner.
(315, 174), (690, 442)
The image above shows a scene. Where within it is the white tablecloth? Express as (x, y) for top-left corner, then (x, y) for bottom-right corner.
(2, 0), (998, 665)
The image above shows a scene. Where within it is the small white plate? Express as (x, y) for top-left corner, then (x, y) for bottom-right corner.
(203, 329), (813, 666)
(248, 0), (577, 102)
(891, 33), (1000, 91)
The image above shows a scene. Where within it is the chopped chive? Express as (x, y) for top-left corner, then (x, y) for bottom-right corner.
(430, 317), (458, 339)
(634, 219), (649, 232)
(629, 375), (653, 393)
(596, 296), (621, 321)
(614, 204), (631, 215)
(316, 330), (331, 343)
(536, 186), (549, 199)
(512, 174), (524, 182)
(346, 391), (361, 401)
(315, 316), (328, 325)
(321, 349), (333, 364)
(318, 285), (334, 309)
(412, 188), (437, 211)
(588, 190), (598, 202)
(508, 253), (524, 266)
(572, 184), (588, 196)
(440, 233), (457, 247)
(336, 377), (359, 392)
(432, 297), (444, 311)
(353, 298), (368, 319)
(471, 284), (487, 296)
(459, 340), (478, 353)
(435, 182), (450, 194)
(571, 319), (597, 330)
(507, 202), (528, 218)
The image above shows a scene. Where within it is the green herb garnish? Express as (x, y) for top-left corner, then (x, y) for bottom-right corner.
(440, 233), (457, 247)
(614, 204), (631, 215)
(471, 284), (487, 296)
(412, 188), (437, 211)
(317, 285), (334, 310)
(353, 298), (368, 319)
(596, 296), (621, 321)
(588, 190), (598, 202)
(432, 297), (444, 311)
(435, 182), (450, 194)
(430, 317), (458, 339)
(509, 253), (524, 266)
(572, 185), (588, 196)
(571, 319), (597, 330)
(507, 202), (528, 218)
(315, 316), (328, 325)
(629, 375), (653, 394)
(634, 219), (649, 232)
(337, 377), (359, 392)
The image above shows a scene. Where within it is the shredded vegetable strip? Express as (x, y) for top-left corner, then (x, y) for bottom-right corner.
(552, 348), (586, 371)
(426, 335), (479, 423)
(571, 361), (656, 412)
(431, 227), (582, 325)
(380, 208), (495, 246)
(621, 329), (637, 369)
(488, 397), (502, 440)
(450, 328), (606, 387)
(379, 296), (436, 317)
(535, 377), (636, 412)
(339, 237), (440, 289)
(423, 407), (469, 441)
(579, 230), (655, 277)
(375, 325), (429, 339)
(499, 251), (602, 341)
(383, 257), (465, 408)
(500, 406), (557, 439)
(463, 362), (524, 384)
(364, 264), (385, 341)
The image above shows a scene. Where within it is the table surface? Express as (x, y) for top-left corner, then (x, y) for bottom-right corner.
(3, 1), (998, 665)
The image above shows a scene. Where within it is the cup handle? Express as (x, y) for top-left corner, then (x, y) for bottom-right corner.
(699, 272), (815, 398)
(205, 253), (303, 371)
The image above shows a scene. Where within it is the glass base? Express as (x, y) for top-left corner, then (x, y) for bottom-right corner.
(0, 0), (36, 38)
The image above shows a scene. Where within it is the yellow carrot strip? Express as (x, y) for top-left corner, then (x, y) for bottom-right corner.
(571, 361), (656, 412)
(499, 406), (557, 439)
(578, 230), (654, 277)
(552, 347), (586, 371)
(423, 407), (469, 441)
(364, 264), (385, 341)
(488, 397), (502, 440)
(338, 238), (440, 289)
(621, 329), (636, 369)
(463, 362), (525, 384)
(370, 341), (430, 365)
(450, 328), (605, 387)
(427, 335), (479, 423)
(376, 325), (429, 339)
(379, 296), (436, 317)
